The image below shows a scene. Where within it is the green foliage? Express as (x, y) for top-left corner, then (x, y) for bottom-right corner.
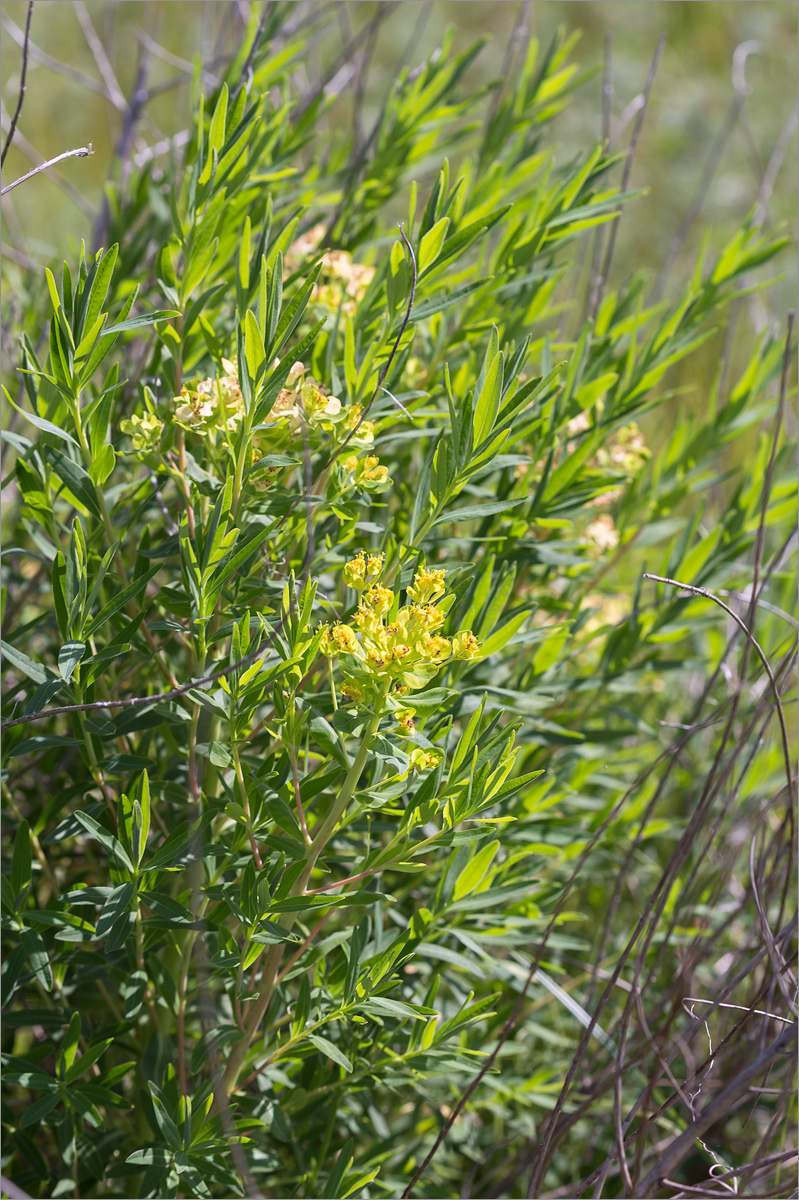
(1, 10), (795, 1200)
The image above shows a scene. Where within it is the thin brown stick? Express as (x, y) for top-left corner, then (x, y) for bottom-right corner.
(637, 1025), (796, 1198)
(1, 614), (285, 731)
(1, 0), (33, 168)
(642, 573), (795, 812)
(592, 33), (665, 317)
(0, 144), (94, 197)
(72, 0), (127, 112)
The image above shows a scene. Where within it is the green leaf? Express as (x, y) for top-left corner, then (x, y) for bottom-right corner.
(83, 566), (160, 637)
(72, 812), (135, 874)
(307, 1034), (353, 1073)
(452, 841), (499, 901)
(1, 639), (48, 684)
(67, 1040), (115, 1085)
(473, 351), (503, 445)
(478, 611), (528, 658)
(2, 386), (79, 447)
(11, 820), (32, 901)
(88, 443), (115, 488)
(57, 640), (85, 680)
(418, 216), (450, 272)
(244, 308), (266, 382)
(20, 928), (53, 991)
(103, 310), (180, 335)
(19, 1089), (61, 1128)
(433, 498), (524, 526)
(325, 1139), (355, 1199)
(42, 448), (101, 518)
(96, 881), (135, 937)
(81, 245), (118, 340)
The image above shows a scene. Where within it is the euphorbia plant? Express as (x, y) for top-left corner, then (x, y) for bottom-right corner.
(2, 11), (794, 1200)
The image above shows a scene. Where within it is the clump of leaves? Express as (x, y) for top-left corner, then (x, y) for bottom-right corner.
(2, 9), (795, 1200)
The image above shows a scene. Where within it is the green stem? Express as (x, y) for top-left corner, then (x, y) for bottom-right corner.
(222, 701), (385, 1094)
(231, 414), (252, 523)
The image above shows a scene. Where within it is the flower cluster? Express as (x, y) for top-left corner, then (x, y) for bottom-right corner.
(287, 223), (376, 315)
(173, 358), (244, 433)
(584, 513), (620, 554)
(321, 556), (480, 701)
(120, 410), (162, 452)
(250, 361), (391, 494)
(338, 454), (392, 495)
(563, 415), (649, 509)
(596, 422), (649, 474)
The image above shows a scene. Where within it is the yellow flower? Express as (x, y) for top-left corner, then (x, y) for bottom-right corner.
(395, 709), (415, 734)
(423, 634), (451, 661)
(410, 747), (440, 772)
(173, 387), (216, 430)
(343, 551), (384, 591)
(452, 631), (480, 660)
(407, 566), (447, 605)
(120, 411), (162, 452)
(363, 584), (393, 616)
(331, 623), (359, 654)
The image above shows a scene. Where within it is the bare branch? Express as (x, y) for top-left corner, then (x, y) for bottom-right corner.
(1, 611), (285, 732)
(0, 1174), (33, 1200)
(591, 33), (665, 319)
(132, 25), (221, 88)
(642, 572), (795, 811)
(1, 0), (33, 168)
(1, 10), (114, 102)
(636, 1025), (795, 1198)
(0, 144), (94, 197)
(72, 0), (127, 112)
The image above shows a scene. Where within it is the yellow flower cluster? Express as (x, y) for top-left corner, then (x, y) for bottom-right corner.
(596, 422), (649, 474)
(340, 454), (391, 494)
(249, 362), (388, 494)
(287, 223), (376, 315)
(584, 513), (620, 555)
(173, 358), (243, 433)
(120, 410), (162, 452)
(321, 556), (480, 698)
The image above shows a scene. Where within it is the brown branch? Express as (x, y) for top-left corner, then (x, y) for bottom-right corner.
(592, 32), (665, 318)
(642, 573), (796, 812)
(0, 144), (94, 196)
(72, 0), (127, 112)
(0, 0), (33, 169)
(1, 613), (286, 732)
(636, 1025), (796, 1198)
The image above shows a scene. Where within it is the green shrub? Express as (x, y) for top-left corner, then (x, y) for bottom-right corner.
(2, 9), (795, 1199)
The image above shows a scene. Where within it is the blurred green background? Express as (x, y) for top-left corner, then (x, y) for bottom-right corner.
(2, 2), (796, 264)
(2, 0), (796, 401)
